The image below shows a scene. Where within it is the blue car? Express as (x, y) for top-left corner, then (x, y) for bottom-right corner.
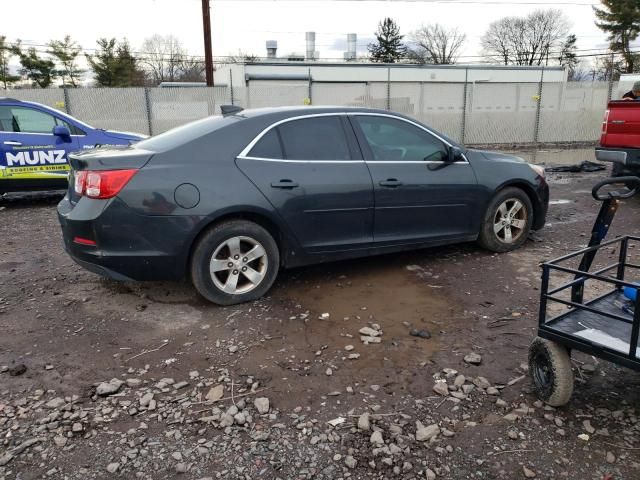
(0, 98), (145, 194)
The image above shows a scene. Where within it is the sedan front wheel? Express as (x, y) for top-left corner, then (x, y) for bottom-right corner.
(478, 187), (533, 252)
(191, 220), (280, 305)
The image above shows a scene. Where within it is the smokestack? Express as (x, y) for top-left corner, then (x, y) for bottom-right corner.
(305, 32), (316, 61)
(266, 40), (277, 59)
(344, 33), (357, 61)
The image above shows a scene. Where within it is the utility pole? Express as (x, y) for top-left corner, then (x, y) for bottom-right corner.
(202, 0), (214, 86)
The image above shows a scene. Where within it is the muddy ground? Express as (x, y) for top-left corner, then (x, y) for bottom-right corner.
(1, 149), (639, 480)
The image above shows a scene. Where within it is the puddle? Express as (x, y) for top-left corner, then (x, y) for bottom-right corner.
(274, 256), (464, 372)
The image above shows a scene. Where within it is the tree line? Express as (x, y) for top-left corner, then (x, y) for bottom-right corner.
(0, 34), (206, 89)
(368, 0), (638, 80)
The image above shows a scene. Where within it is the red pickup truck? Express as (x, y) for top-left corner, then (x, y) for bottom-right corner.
(595, 101), (640, 177)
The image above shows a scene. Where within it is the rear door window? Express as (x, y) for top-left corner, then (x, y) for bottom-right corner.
(278, 116), (351, 161)
(247, 128), (283, 159)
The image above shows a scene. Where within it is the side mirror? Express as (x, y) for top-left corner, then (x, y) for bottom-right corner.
(448, 146), (464, 162)
(53, 125), (71, 138)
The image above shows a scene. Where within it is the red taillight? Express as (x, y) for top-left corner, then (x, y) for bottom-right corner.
(73, 236), (97, 246)
(73, 169), (137, 199)
(602, 109), (610, 135)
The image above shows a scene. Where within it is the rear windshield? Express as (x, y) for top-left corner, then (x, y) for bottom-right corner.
(135, 115), (240, 152)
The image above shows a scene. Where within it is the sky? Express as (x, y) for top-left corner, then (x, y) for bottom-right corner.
(2, 0), (622, 67)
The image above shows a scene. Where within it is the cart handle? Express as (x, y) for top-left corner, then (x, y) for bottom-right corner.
(592, 176), (640, 201)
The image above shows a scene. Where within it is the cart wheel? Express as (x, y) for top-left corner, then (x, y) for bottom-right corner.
(528, 337), (574, 407)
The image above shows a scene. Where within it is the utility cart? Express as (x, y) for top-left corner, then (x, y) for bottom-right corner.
(529, 176), (640, 406)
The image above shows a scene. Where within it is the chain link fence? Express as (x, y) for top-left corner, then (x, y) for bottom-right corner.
(3, 77), (618, 145)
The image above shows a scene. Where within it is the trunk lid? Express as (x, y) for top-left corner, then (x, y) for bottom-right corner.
(600, 101), (640, 148)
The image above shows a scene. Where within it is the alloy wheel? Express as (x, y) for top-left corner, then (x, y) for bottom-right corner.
(493, 198), (528, 244)
(209, 236), (268, 294)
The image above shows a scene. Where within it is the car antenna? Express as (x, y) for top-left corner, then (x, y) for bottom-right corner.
(220, 105), (244, 116)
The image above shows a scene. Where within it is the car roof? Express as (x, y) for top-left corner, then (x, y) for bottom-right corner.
(233, 105), (392, 119)
(0, 97), (21, 103)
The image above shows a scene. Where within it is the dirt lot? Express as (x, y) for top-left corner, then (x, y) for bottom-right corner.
(1, 149), (639, 480)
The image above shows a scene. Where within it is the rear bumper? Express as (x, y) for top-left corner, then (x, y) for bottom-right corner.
(595, 147), (640, 169)
(57, 195), (198, 281)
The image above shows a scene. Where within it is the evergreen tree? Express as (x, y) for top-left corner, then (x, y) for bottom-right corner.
(86, 38), (146, 87)
(368, 18), (407, 63)
(558, 34), (578, 78)
(48, 35), (84, 87)
(11, 41), (57, 88)
(0, 36), (20, 89)
(594, 0), (640, 73)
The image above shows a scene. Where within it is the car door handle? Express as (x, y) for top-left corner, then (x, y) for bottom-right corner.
(3, 141), (22, 146)
(271, 179), (299, 189)
(379, 179), (403, 188)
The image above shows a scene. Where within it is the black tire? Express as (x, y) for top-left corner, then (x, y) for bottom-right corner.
(190, 220), (280, 306)
(478, 187), (533, 253)
(528, 337), (574, 407)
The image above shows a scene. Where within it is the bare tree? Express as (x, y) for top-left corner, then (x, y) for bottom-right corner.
(176, 57), (205, 82)
(409, 24), (466, 64)
(481, 9), (570, 66)
(140, 34), (186, 85)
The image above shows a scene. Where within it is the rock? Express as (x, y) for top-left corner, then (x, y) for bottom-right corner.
(415, 421), (440, 442)
(325, 368), (333, 376)
(344, 345), (354, 351)
(172, 452), (183, 461)
(126, 378), (141, 387)
(606, 451), (615, 464)
(410, 329), (431, 339)
(0, 453), (13, 467)
(523, 466), (536, 478)
(96, 379), (123, 396)
(464, 352), (482, 365)
(106, 463), (120, 473)
(53, 436), (67, 447)
(473, 376), (491, 389)
(359, 326), (381, 337)
(173, 381), (189, 390)
(45, 397), (66, 409)
(578, 433), (590, 441)
(433, 382), (449, 396)
(370, 431), (384, 445)
(9, 363), (27, 376)
(206, 385), (224, 402)
(486, 387), (500, 395)
(228, 345), (238, 353)
(583, 419), (595, 434)
(426, 468), (436, 480)
(234, 412), (246, 425)
(348, 353), (361, 360)
(508, 430), (518, 440)
(504, 413), (519, 422)
(358, 413), (370, 431)
(496, 398), (508, 407)
(72, 422), (83, 432)
(175, 462), (187, 473)
(219, 413), (234, 427)
(254, 397), (270, 414)
(344, 455), (357, 469)
(453, 374), (466, 387)
(140, 392), (154, 407)
(361, 335), (382, 344)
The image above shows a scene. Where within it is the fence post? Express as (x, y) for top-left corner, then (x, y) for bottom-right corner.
(63, 87), (72, 115)
(229, 69), (234, 105)
(144, 87), (153, 137)
(461, 68), (468, 144)
(533, 67), (544, 144)
(308, 68), (312, 105)
(386, 67), (391, 110)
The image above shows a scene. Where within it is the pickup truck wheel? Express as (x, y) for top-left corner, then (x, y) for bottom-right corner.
(478, 187), (533, 253)
(190, 220), (280, 306)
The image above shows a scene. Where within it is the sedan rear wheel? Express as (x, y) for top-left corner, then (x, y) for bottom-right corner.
(478, 187), (533, 252)
(191, 220), (279, 305)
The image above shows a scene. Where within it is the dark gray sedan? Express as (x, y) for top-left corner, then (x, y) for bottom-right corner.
(58, 106), (548, 305)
